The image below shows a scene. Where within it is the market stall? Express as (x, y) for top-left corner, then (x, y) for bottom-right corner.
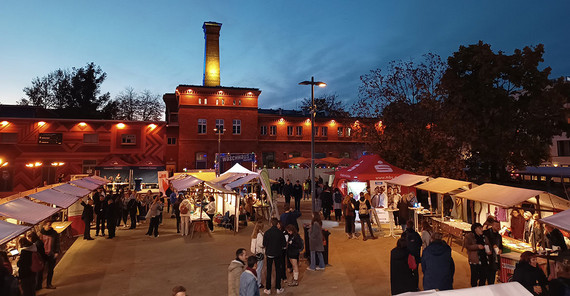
(386, 174), (432, 231)
(0, 198), (61, 225)
(397, 282), (532, 296)
(540, 208), (570, 232)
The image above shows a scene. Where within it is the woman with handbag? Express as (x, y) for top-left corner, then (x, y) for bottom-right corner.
(390, 238), (418, 295)
(250, 221), (265, 288)
(285, 224), (303, 286)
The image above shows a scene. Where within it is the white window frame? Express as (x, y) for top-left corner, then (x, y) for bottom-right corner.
(198, 119), (207, 134)
(233, 119), (241, 135)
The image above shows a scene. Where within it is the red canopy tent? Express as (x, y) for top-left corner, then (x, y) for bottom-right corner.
(334, 154), (412, 194)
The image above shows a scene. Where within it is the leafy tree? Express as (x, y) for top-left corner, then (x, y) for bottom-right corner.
(354, 53), (466, 178)
(300, 93), (349, 117)
(440, 41), (568, 182)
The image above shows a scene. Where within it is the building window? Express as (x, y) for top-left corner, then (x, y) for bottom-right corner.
(346, 127), (352, 137)
(121, 134), (136, 145)
(238, 100), (242, 105)
(198, 98), (202, 104)
(287, 126), (293, 136)
(167, 137), (177, 145)
(322, 127), (328, 137)
(222, 99), (225, 105)
(38, 133), (62, 145)
(83, 160), (97, 174)
(216, 99), (219, 105)
(233, 100), (236, 105)
(269, 126), (277, 136)
(296, 126), (303, 136)
(314, 127), (319, 137)
(196, 152), (207, 169)
(233, 119), (241, 135)
(260, 126), (267, 136)
(0, 133), (17, 144)
(262, 152), (275, 168)
(338, 127), (343, 137)
(83, 134), (98, 144)
(215, 119), (224, 133)
(557, 140), (570, 156)
(198, 119), (207, 134)
(204, 98), (207, 104)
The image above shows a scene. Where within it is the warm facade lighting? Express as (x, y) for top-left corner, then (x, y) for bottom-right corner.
(26, 162), (42, 168)
(34, 162), (43, 167)
(329, 120), (336, 126)
(148, 123), (157, 130)
(78, 122), (87, 127)
(117, 123), (126, 129)
(51, 162), (65, 167)
(305, 119), (311, 125)
(0, 121), (8, 126)
(1, 162), (7, 167)
(37, 121), (46, 127)
(278, 118), (285, 124)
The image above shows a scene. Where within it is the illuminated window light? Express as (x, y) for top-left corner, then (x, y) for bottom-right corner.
(0, 121), (8, 126)
(37, 121), (46, 127)
(117, 123), (126, 129)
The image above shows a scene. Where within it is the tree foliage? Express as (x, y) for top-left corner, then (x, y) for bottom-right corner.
(114, 87), (164, 121)
(21, 63), (112, 119)
(300, 93), (349, 117)
(354, 54), (465, 179)
(440, 41), (569, 181)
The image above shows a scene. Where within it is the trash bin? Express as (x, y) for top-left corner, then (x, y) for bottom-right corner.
(303, 224), (331, 265)
(134, 178), (143, 191)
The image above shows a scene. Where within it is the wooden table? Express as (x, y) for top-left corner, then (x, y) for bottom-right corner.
(430, 217), (471, 249)
(253, 204), (270, 221)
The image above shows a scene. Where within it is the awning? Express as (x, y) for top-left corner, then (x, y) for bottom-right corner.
(51, 183), (91, 198)
(398, 282), (531, 296)
(455, 183), (570, 211)
(0, 220), (31, 246)
(224, 173), (260, 190)
(27, 189), (80, 209)
(205, 181), (235, 194)
(171, 176), (202, 192)
(70, 179), (100, 191)
(85, 176), (108, 185)
(282, 157), (310, 164)
(540, 209), (570, 232)
(0, 198), (60, 224)
(387, 174), (430, 187)
(224, 163), (255, 174)
(415, 177), (472, 194)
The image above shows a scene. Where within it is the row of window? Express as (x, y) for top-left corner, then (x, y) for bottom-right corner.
(196, 98), (242, 106)
(0, 133), (135, 145)
(197, 119), (241, 135)
(259, 126), (351, 137)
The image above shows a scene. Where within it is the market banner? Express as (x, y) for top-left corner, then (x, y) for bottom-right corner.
(158, 171), (169, 195)
(259, 169), (277, 217)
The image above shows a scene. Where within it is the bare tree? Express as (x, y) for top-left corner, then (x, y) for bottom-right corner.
(138, 89), (163, 121)
(115, 87), (139, 120)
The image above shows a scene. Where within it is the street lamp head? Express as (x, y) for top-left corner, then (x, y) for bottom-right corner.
(317, 82), (326, 87)
(299, 81), (311, 85)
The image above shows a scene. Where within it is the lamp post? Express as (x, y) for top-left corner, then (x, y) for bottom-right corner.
(213, 128), (226, 172)
(299, 77), (326, 212)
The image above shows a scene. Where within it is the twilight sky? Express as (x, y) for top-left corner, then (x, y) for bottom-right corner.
(0, 1), (569, 111)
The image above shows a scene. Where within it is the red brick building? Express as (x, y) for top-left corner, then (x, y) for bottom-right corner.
(163, 22), (369, 172)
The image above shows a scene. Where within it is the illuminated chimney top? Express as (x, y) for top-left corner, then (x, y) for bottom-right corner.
(203, 21), (222, 87)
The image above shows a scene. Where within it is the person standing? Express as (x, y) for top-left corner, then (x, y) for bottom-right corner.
(303, 179), (310, 201)
(390, 238), (418, 295)
(280, 207), (301, 232)
(251, 221), (265, 287)
(283, 179), (293, 206)
(545, 225), (568, 252)
(357, 192), (376, 241)
(228, 248), (247, 296)
(421, 232), (455, 291)
(550, 250), (570, 296)
(397, 193), (410, 232)
(285, 224), (303, 286)
(179, 197), (192, 236)
(321, 186), (333, 220)
(205, 196), (216, 232)
(510, 209), (525, 240)
(94, 189), (106, 236)
(40, 221), (60, 289)
(332, 188), (343, 221)
(293, 180), (303, 212)
(169, 189), (178, 217)
(342, 193), (357, 239)
(240, 256), (260, 296)
(17, 237), (37, 296)
(174, 194), (182, 233)
(307, 213), (325, 271)
(262, 218), (286, 294)
(81, 198), (94, 240)
(402, 220), (421, 264)
(512, 251), (549, 296)
(27, 232), (45, 291)
(127, 191), (138, 229)
(465, 223), (491, 287)
(106, 198), (117, 239)
(146, 197), (161, 237)
(421, 220), (433, 252)
(483, 219), (503, 285)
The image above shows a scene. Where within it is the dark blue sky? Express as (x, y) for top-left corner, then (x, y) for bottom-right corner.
(1, 1), (568, 110)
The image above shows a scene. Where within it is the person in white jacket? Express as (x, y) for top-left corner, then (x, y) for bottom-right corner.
(179, 198), (192, 236)
(250, 221), (265, 288)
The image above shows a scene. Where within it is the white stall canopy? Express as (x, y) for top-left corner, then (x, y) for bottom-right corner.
(27, 189), (80, 209)
(0, 220), (31, 246)
(415, 177), (472, 194)
(0, 198), (60, 224)
(396, 282), (532, 296)
(540, 209), (570, 232)
(455, 183), (570, 211)
(171, 175), (203, 192)
(387, 174), (430, 187)
(52, 183), (91, 198)
(70, 179), (100, 191)
(205, 181), (235, 194)
(224, 173), (260, 190)
(85, 176), (109, 185)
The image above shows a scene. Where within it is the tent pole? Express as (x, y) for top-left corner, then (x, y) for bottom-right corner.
(536, 194), (543, 250)
(441, 194), (444, 220)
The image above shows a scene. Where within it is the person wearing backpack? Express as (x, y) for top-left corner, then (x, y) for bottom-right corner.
(28, 232), (46, 291)
(332, 188), (343, 222)
(18, 237), (37, 296)
(285, 224), (303, 286)
(40, 221), (60, 289)
(179, 197), (192, 236)
(357, 192), (376, 241)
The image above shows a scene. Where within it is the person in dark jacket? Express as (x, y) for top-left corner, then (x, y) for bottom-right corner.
(464, 223), (490, 287)
(320, 186), (333, 220)
(308, 213), (325, 271)
(18, 237), (37, 296)
(106, 198), (117, 239)
(93, 189), (106, 236)
(262, 217), (286, 294)
(402, 220), (421, 264)
(510, 209), (525, 240)
(390, 238), (418, 295)
(293, 180), (303, 212)
(545, 225), (568, 252)
(397, 195), (410, 231)
(280, 207), (302, 231)
(357, 192), (376, 241)
(174, 194), (182, 233)
(550, 250), (570, 296)
(483, 219), (503, 284)
(512, 251), (548, 296)
(40, 221), (60, 289)
(285, 224), (303, 286)
(127, 191), (138, 229)
(81, 198), (94, 240)
(28, 232), (45, 291)
(283, 179), (293, 206)
(421, 232), (455, 291)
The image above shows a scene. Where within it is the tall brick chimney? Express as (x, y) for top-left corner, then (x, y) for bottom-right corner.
(203, 22), (222, 87)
